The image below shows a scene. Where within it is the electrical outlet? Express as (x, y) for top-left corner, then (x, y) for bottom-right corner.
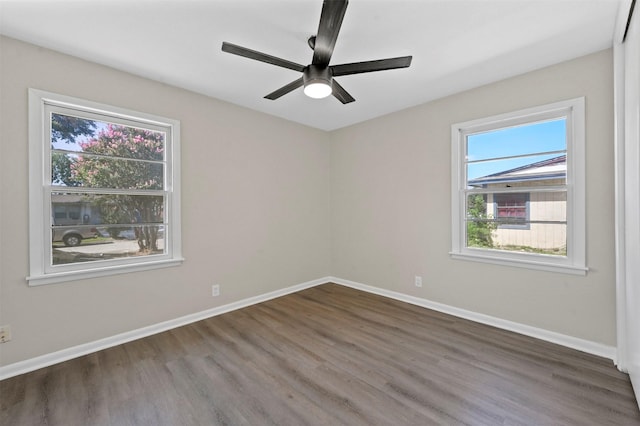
(212, 284), (220, 297)
(0, 325), (12, 343)
(415, 276), (423, 288)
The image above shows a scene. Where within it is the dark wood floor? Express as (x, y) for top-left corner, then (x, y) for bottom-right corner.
(1, 283), (639, 425)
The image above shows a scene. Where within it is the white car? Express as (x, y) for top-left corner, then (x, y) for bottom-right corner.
(52, 227), (98, 246)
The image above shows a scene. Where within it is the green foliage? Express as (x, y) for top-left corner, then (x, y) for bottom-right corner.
(466, 194), (497, 248)
(51, 152), (81, 186)
(51, 114), (96, 143)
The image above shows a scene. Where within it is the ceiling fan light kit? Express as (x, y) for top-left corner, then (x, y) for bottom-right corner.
(303, 82), (332, 99)
(221, 0), (412, 104)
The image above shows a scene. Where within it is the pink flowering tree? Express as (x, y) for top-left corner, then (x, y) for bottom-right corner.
(72, 124), (165, 252)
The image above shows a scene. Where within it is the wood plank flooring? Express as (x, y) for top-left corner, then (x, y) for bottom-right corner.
(1, 283), (639, 425)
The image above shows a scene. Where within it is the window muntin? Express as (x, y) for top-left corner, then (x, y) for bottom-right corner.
(29, 90), (182, 285)
(451, 98), (586, 274)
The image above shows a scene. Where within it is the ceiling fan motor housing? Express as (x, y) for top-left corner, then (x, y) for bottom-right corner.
(303, 65), (333, 88)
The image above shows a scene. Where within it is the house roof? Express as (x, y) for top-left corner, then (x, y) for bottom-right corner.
(468, 155), (566, 187)
(51, 194), (87, 204)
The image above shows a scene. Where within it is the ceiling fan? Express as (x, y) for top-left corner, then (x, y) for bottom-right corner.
(221, 0), (412, 104)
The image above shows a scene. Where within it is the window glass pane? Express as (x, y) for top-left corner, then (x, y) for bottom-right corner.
(467, 154), (566, 186)
(51, 192), (164, 226)
(51, 153), (163, 190)
(52, 225), (167, 266)
(50, 113), (97, 147)
(487, 222), (567, 256)
(467, 118), (566, 162)
(51, 191), (166, 266)
(466, 191), (566, 256)
(465, 194), (494, 248)
(51, 113), (165, 161)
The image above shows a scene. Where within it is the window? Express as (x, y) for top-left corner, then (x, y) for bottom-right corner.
(28, 89), (183, 285)
(450, 98), (586, 274)
(494, 193), (529, 229)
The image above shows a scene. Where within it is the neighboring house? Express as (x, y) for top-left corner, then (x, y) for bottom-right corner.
(51, 194), (100, 226)
(468, 155), (567, 252)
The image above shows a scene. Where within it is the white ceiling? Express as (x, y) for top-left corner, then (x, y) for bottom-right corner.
(0, 0), (624, 131)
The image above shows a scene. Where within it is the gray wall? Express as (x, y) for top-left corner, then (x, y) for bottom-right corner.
(330, 49), (615, 346)
(0, 36), (331, 365)
(0, 35), (616, 367)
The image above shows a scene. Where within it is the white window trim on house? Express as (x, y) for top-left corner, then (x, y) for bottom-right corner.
(450, 97), (587, 275)
(28, 89), (183, 286)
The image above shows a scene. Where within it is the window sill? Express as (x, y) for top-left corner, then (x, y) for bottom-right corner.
(449, 251), (587, 275)
(27, 257), (185, 286)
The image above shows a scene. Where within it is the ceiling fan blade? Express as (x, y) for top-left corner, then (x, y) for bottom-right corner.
(222, 42), (305, 72)
(331, 79), (355, 104)
(331, 56), (412, 76)
(264, 77), (304, 100)
(312, 0), (348, 66)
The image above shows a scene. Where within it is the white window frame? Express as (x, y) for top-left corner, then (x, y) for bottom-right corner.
(450, 97), (586, 275)
(28, 89), (183, 285)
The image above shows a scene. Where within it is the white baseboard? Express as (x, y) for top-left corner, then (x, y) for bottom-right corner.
(328, 276), (617, 362)
(0, 275), (617, 380)
(630, 368), (640, 412)
(0, 277), (329, 381)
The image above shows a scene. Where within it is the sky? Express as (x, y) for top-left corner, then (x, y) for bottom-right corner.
(466, 118), (566, 180)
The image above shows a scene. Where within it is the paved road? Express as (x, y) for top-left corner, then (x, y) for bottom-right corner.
(56, 238), (165, 255)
